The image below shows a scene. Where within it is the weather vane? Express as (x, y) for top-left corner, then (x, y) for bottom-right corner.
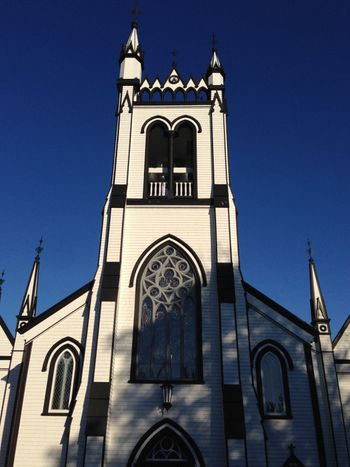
(171, 50), (177, 67)
(306, 239), (313, 261)
(35, 237), (44, 260)
(131, 0), (141, 24)
(212, 32), (217, 50)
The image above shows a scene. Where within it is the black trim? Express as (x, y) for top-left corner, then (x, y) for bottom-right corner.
(86, 382), (110, 436)
(42, 337), (83, 371)
(333, 314), (350, 348)
(254, 344), (292, 419)
(129, 235), (207, 287)
(110, 185), (127, 208)
(130, 241), (203, 384)
(100, 262), (120, 302)
(127, 418), (205, 467)
(127, 198), (212, 206)
(244, 282), (314, 334)
(304, 344), (326, 466)
(214, 184), (229, 208)
(116, 78), (140, 92)
(42, 343), (81, 415)
(335, 358), (350, 364)
(18, 281), (94, 333)
(0, 316), (14, 344)
(217, 263), (235, 303)
(140, 115), (202, 134)
(223, 385), (245, 439)
(0, 356), (11, 360)
(135, 101), (210, 107)
(6, 342), (32, 467)
(251, 339), (294, 370)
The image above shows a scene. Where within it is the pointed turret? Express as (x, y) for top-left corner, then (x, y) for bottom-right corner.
(206, 36), (225, 87)
(17, 239), (43, 330)
(119, 22), (144, 81)
(308, 242), (330, 335)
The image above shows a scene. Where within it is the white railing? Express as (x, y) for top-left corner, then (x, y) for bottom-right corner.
(175, 182), (193, 197)
(149, 182), (167, 197)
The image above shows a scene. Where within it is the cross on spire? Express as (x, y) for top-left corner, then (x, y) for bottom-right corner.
(131, 0), (141, 26)
(171, 50), (177, 67)
(307, 239), (313, 261)
(0, 271), (5, 303)
(35, 237), (44, 260)
(212, 32), (217, 51)
(288, 443), (296, 455)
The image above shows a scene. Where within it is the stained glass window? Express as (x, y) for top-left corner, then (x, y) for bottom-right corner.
(135, 245), (199, 381)
(261, 351), (286, 415)
(51, 350), (74, 410)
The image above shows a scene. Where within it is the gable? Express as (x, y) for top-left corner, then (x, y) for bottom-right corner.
(333, 314), (350, 359)
(0, 316), (14, 355)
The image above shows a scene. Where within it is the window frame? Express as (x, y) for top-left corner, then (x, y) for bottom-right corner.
(42, 342), (80, 416)
(143, 120), (197, 201)
(255, 344), (292, 419)
(130, 241), (203, 384)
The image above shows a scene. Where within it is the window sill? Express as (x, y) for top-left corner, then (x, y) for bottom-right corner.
(128, 379), (205, 385)
(41, 411), (69, 416)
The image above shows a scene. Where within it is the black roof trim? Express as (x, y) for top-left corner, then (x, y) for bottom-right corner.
(18, 281), (94, 334)
(333, 314), (350, 348)
(243, 281), (314, 335)
(0, 316), (14, 345)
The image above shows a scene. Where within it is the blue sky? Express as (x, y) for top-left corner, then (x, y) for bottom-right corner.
(0, 0), (349, 335)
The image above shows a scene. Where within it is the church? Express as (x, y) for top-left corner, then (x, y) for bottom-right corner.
(0, 20), (350, 467)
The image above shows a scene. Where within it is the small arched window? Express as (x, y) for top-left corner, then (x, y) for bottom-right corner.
(255, 344), (292, 418)
(51, 350), (75, 410)
(42, 340), (81, 415)
(131, 243), (202, 382)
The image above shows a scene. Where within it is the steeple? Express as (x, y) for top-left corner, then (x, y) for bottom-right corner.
(308, 241), (330, 335)
(119, 21), (143, 80)
(206, 34), (225, 86)
(17, 239), (43, 330)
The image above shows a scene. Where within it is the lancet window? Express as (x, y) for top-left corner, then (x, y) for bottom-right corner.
(145, 122), (195, 199)
(255, 345), (292, 418)
(51, 350), (75, 410)
(132, 244), (201, 382)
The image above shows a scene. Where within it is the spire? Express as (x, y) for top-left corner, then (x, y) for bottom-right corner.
(17, 238), (43, 328)
(308, 240), (330, 334)
(206, 33), (225, 85)
(119, 21), (144, 79)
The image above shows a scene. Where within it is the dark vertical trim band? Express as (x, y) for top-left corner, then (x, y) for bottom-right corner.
(6, 342), (33, 467)
(217, 263), (235, 303)
(304, 344), (326, 467)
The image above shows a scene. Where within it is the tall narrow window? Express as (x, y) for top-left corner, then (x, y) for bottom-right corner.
(260, 351), (285, 415)
(132, 244), (201, 382)
(145, 121), (196, 199)
(51, 350), (75, 410)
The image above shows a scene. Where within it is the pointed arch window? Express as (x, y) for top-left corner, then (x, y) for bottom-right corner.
(42, 340), (81, 415)
(131, 244), (202, 382)
(255, 344), (292, 419)
(145, 122), (196, 199)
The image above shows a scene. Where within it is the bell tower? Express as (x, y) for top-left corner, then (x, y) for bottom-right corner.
(68, 22), (263, 466)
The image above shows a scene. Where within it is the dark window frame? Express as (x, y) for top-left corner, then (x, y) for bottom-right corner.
(255, 344), (292, 420)
(42, 342), (81, 416)
(130, 241), (203, 384)
(143, 120), (198, 201)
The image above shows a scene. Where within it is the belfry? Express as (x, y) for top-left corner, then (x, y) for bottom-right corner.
(1, 21), (350, 467)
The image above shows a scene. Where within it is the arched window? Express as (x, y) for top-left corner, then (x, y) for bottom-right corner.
(254, 344), (292, 418)
(132, 244), (202, 382)
(128, 420), (205, 466)
(139, 89), (150, 103)
(51, 350), (75, 410)
(42, 340), (81, 415)
(145, 121), (196, 199)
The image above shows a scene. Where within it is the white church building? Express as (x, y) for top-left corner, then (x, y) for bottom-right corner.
(1, 21), (350, 467)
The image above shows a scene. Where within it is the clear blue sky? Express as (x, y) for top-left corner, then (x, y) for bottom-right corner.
(1, 0), (349, 335)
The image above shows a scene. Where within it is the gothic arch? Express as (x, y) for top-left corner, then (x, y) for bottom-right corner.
(141, 116), (172, 134)
(127, 419), (205, 466)
(129, 235), (207, 288)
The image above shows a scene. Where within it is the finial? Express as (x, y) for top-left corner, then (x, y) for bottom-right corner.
(171, 50), (177, 68)
(288, 443), (296, 455)
(212, 32), (217, 51)
(35, 237), (44, 260)
(307, 238), (313, 261)
(0, 270), (5, 303)
(131, 0), (141, 27)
